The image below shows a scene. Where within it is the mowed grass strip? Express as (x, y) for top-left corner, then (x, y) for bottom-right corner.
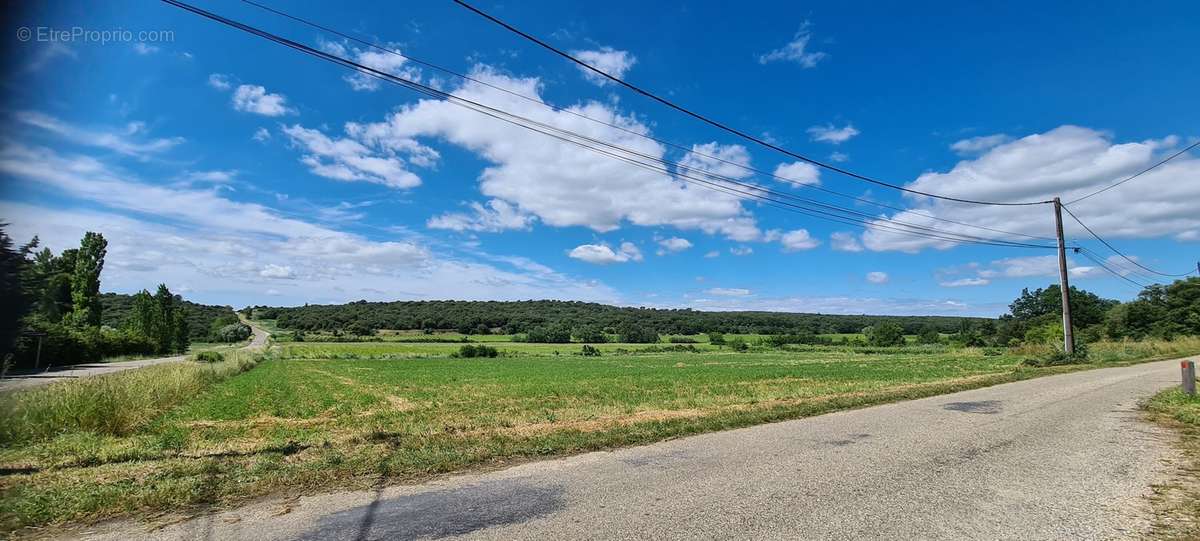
(2, 338), (1198, 533)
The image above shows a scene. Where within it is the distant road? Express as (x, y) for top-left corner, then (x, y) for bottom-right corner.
(0, 317), (269, 393)
(80, 357), (1188, 540)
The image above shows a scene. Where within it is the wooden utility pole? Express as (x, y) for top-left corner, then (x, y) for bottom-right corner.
(1053, 197), (1075, 354)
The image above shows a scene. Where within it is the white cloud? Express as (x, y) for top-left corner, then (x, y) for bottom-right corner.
(570, 47), (636, 85)
(232, 84), (296, 116)
(829, 151), (849, 163)
(132, 43), (160, 55)
(0, 144), (617, 306)
(866, 271), (889, 284)
(705, 287), (751, 297)
(427, 199), (535, 232)
(758, 23), (827, 68)
(773, 161), (820, 185)
(949, 134), (1011, 156)
(13, 111), (183, 159)
(318, 39), (421, 92)
(862, 126), (1200, 252)
(345, 65), (765, 240)
(729, 246), (754, 256)
(807, 123), (859, 144)
(252, 127), (271, 142)
(259, 264), (295, 279)
(704, 250), (720, 258)
(282, 124), (433, 189)
(568, 242), (643, 264)
(686, 295), (1001, 317)
(182, 170), (237, 183)
(207, 73), (231, 90)
(656, 237), (693, 255)
(939, 277), (990, 288)
(830, 231), (863, 252)
(679, 142), (753, 180)
(779, 229), (820, 251)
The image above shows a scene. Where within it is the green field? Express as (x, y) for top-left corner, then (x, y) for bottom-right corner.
(1, 337), (1198, 533)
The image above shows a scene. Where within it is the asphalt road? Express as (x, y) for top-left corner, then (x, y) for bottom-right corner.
(0, 317), (269, 393)
(73, 357), (1189, 541)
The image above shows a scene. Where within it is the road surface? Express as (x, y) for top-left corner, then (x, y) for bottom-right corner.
(0, 317), (269, 393)
(72, 357), (1189, 541)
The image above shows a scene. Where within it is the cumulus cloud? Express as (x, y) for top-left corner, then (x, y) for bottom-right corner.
(427, 199), (535, 232)
(570, 47), (636, 85)
(0, 143), (615, 306)
(729, 246), (754, 256)
(705, 287), (751, 297)
(207, 73), (231, 90)
(342, 65), (766, 240)
(679, 142), (753, 180)
(866, 271), (889, 284)
(132, 43), (160, 55)
(704, 250), (720, 258)
(950, 134), (1011, 156)
(939, 277), (990, 288)
(807, 123), (859, 144)
(568, 242), (643, 264)
(655, 236), (693, 255)
(319, 39), (421, 91)
(282, 124), (435, 189)
(829, 151), (849, 162)
(232, 84), (296, 116)
(773, 161), (820, 185)
(252, 127), (271, 142)
(779, 229), (820, 251)
(862, 126), (1200, 252)
(758, 22), (827, 67)
(830, 231), (863, 252)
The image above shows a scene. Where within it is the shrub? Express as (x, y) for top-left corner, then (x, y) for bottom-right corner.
(215, 323), (252, 343)
(455, 344), (499, 358)
(865, 322), (906, 347)
(580, 344), (601, 357)
(525, 325), (572, 343)
(193, 350), (224, 363)
(707, 332), (726, 346)
(1021, 342), (1090, 367)
(668, 336), (698, 344)
(727, 337), (749, 352)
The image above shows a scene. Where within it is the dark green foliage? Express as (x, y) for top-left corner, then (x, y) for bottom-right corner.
(917, 325), (942, 344)
(1007, 285), (1119, 328)
(580, 344), (601, 356)
(247, 299), (989, 336)
(668, 336), (698, 344)
(617, 320), (659, 343)
(707, 332), (726, 346)
(865, 322), (906, 347)
(344, 321), (376, 337)
(66, 232), (106, 328)
(100, 293), (235, 342)
(762, 332), (832, 347)
(727, 337), (749, 352)
(1105, 279), (1200, 340)
(215, 323), (251, 343)
(193, 351), (225, 363)
(455, 344), (498, 358)
(1021, 343), (1091, 367)
(0, 225), (31, 356)
(572, 325), (608, 343)
(524, 324), (572, 343)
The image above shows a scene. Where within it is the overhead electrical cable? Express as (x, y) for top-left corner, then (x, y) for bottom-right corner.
(1059, 202), (1197, 277)
(1066, 140), (1200, 205)
(242, 0), (1057, 243)
(1074, 247), (1150, 290)
(163, 0), (1059, 250)
(451, 0), (1056, 207)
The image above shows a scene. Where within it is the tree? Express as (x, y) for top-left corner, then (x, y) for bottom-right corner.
(1008, 285), (1118, 328)
(916, 325), (941, 344)
(866, 321), (905, 347)
(617, 320), (659, 344)
(0, 225), (31, 355)
(707, 332), (726, 346)
(572, 325), (607, 343)
(67, 232), (106, 327)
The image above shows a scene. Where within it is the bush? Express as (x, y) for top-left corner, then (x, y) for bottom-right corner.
(573, 325), (608, 343)
(455, 344), (499, 358)
(525, 325), (572, 343)
(668, 336), (698, 344)
(1021, 342), (1090, 367)
(727, 337), (749, 352)
(707, 332), (726, 346)
(580, 344), (601, 357)
(865, 322), (906, 347)
(193, 351), (224, 363)
(215, 323), (252, 343)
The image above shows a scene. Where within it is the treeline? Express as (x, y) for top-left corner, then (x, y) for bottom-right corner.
(100, 293), (244, 342)
(0, 227), (245, 369)
(244, 299), (988, 336)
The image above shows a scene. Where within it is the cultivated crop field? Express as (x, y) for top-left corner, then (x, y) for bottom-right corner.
(1, 337), (1198, 533)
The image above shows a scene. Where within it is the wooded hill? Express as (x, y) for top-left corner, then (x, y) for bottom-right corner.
(245, 299), (989, 335)
(101, 293), (235, 341)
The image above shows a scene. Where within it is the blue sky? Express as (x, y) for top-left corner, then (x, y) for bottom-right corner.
(1, 0), (1198, 316)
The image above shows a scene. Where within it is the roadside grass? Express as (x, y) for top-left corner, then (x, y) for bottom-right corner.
(1, 338), (1198, 534)
(1144, 386), (1200, 540)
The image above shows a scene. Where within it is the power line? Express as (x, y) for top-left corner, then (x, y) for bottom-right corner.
(1066, 140), (1200, 205)
(1059, 202), (1196, 277)
(163, 0), (1057, 251)
(1075, 247), (1149, 290)
(242, 0), (1058, 243)
(451, 0), (1056, 208)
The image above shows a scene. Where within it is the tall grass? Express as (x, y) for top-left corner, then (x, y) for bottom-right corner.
(0, 350), (265, 445)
